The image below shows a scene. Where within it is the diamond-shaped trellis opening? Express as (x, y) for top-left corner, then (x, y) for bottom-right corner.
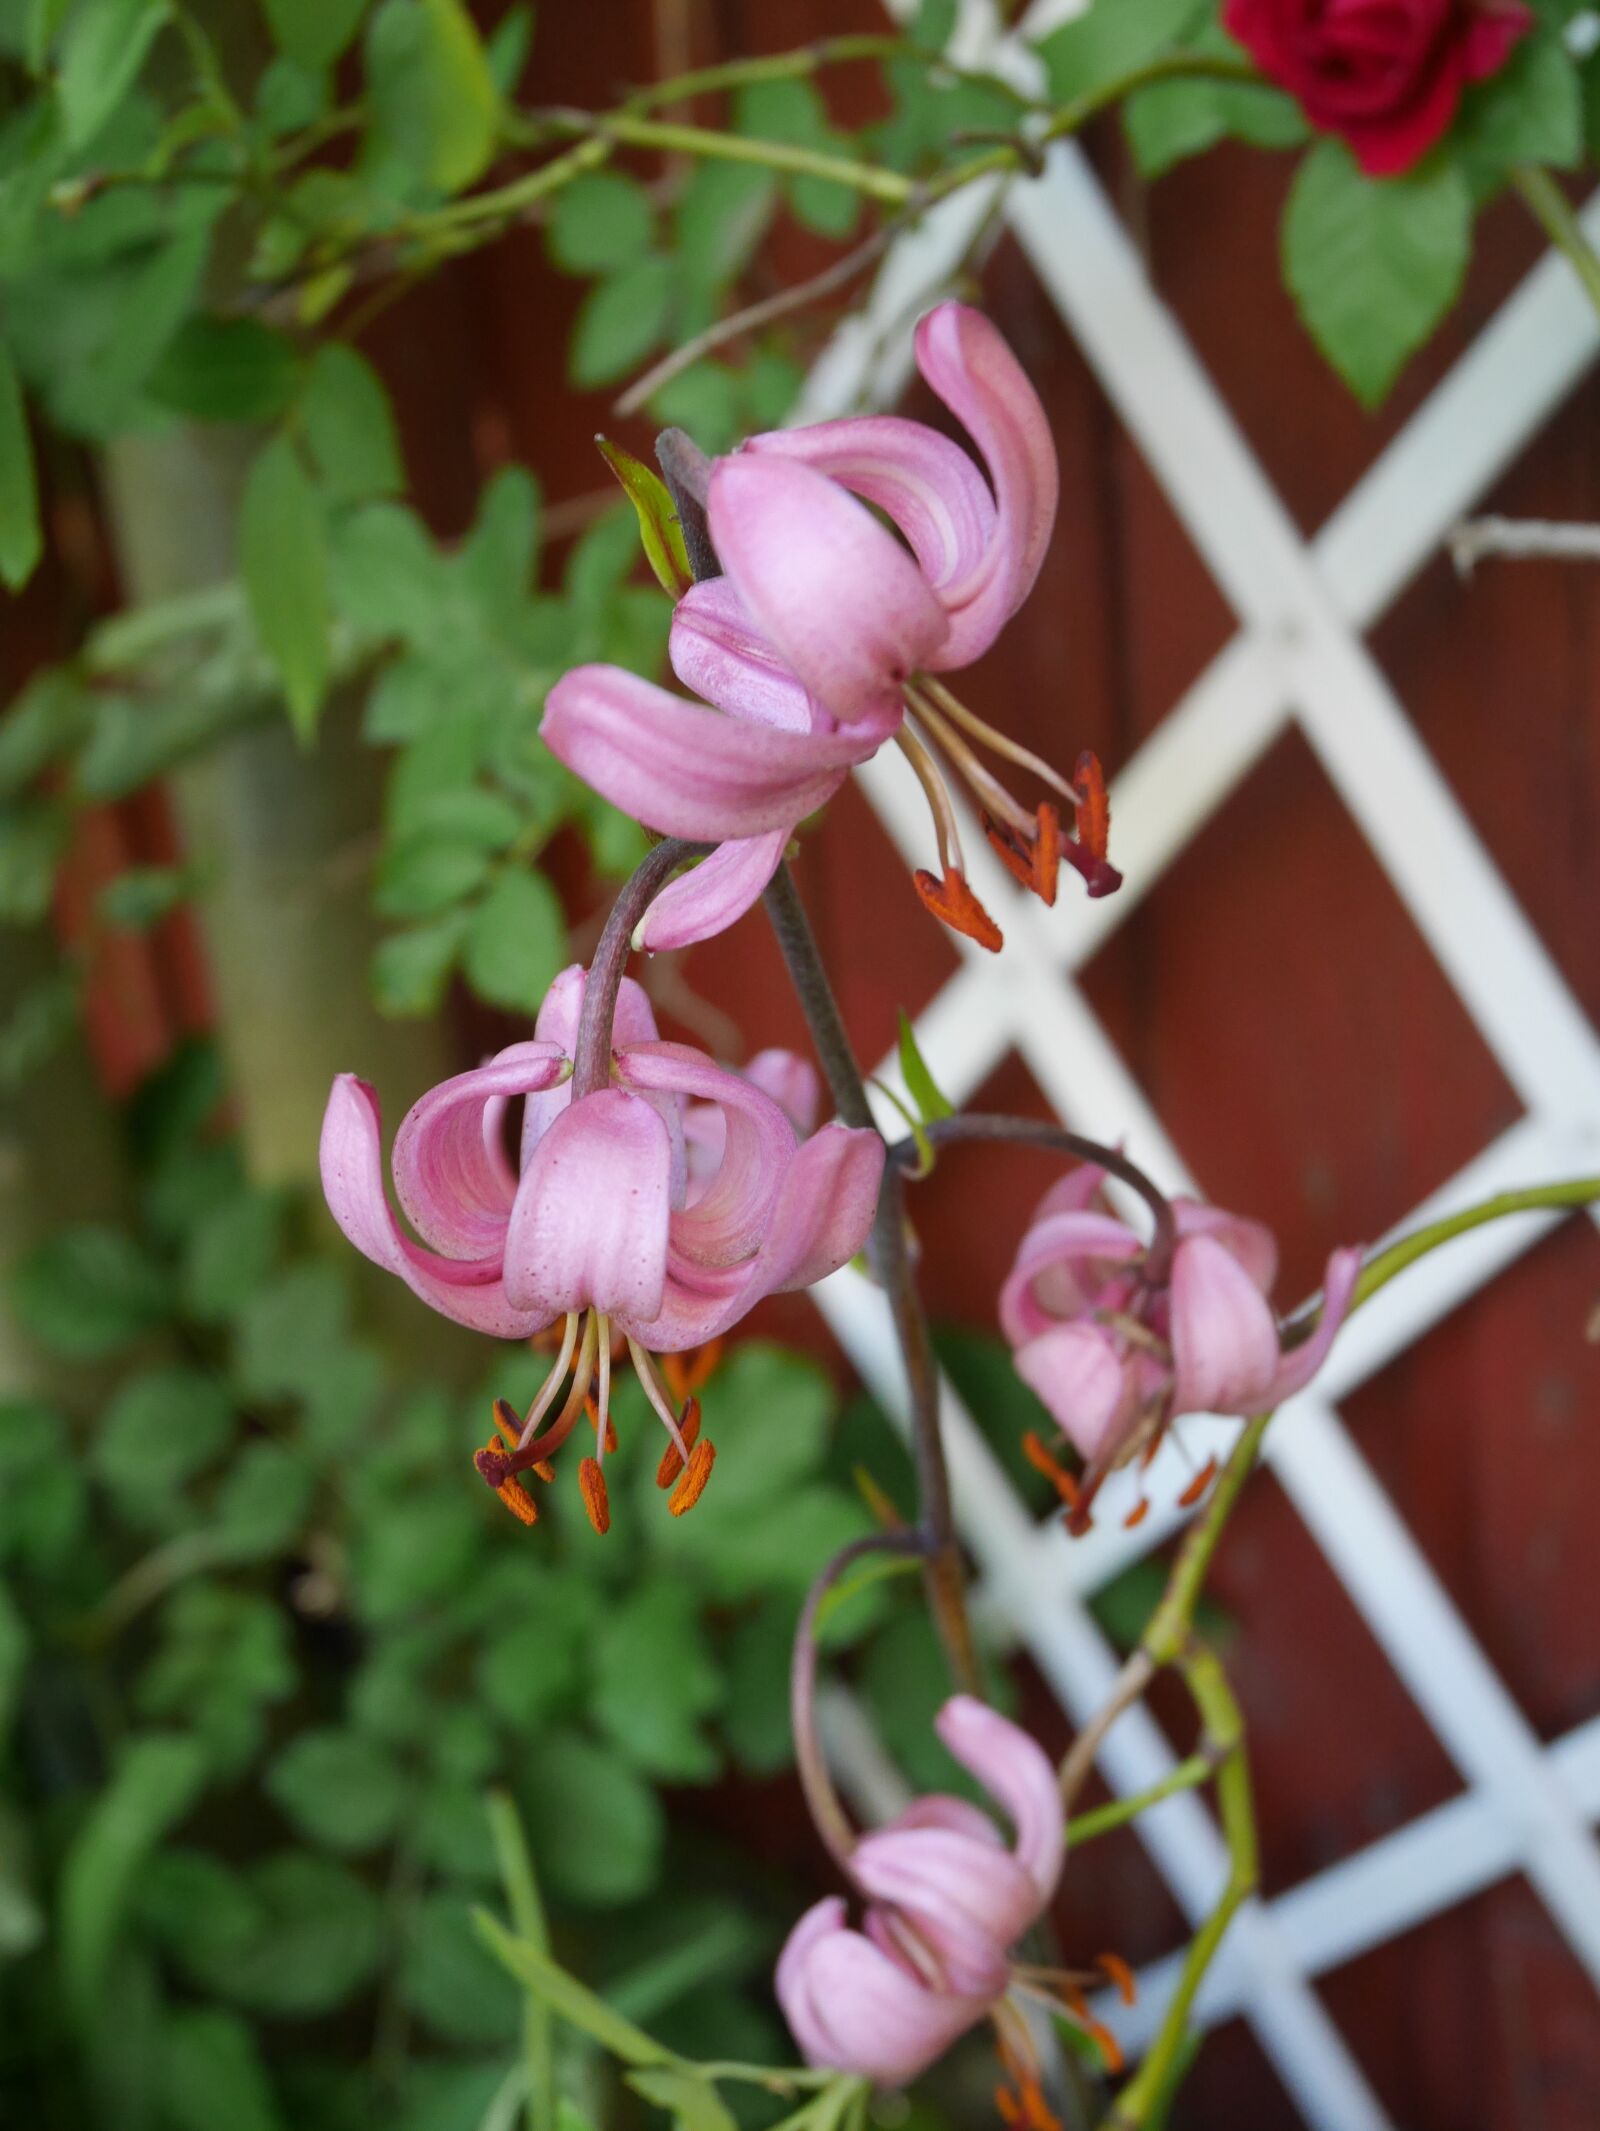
(1345, 1221), (1600, 1750)
(1076, 725), (1524, 1297)
(1213, 1464), (1462, 1902)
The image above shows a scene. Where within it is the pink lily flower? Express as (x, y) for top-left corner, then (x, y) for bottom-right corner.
(777, 1696), (1081, 2107)
(542, 304), (1118, 957)
(319, 966), (882, 1529)
(1000, 1167), (1362, 1531)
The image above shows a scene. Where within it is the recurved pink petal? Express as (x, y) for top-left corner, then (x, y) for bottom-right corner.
(319, 1076), (546, 1338)
(850, 1827), (1027, 1995)
(634, 830), (789, 954)
(1262, 1244), (1363, 1405)
(1173, 1198), (1278, 1294)
(1013, 1321), (1133, 1462)
(669, 577), (818, 733)
(502, 1088), (672, 1325)
(1168, 1230), (1283, 1417)
(936, 1694), (1065, 1905)
(388, 1043), (566, 1260)
(742, 1049), (820, 1136)
(998, 1209), (1143, 1346)
(542, 664), (887, 839)
(912, 302), (1059, 668)
(618, 1041), (793, 1268)
(1028, 1162), (1108, 1224)
(776, 1906), (985, 2086)
(708, 454), (948, 725)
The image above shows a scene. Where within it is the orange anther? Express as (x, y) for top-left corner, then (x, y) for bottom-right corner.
(531, 1459), (556, 1483)
(1176, 1456), (1218, 1508)
(491, 1397), (521, 1450)
(994, 2087), (1022, 2127)
(1095, 1951), (1137, 2006)
(982, 802), (1061, 907)
(663, 1338), (723, 1403)
(578, 1456), (610, 1535)
(667, 1438), (716, 1516)
(1017, 2075), (1062, 2131)
(1022, 1430), (1082, 1509)
(656, 1397), (702, 1488)
(475, 1438), (538, 1527)
(1122, 1498), (1151, 1529)
(913, 867), (1003, 952)
(1059, 1986), (1124, 2076)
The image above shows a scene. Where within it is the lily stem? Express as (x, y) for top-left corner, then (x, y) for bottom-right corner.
(570, 836), (710, 1098)
(1513, 167), (1600, 326)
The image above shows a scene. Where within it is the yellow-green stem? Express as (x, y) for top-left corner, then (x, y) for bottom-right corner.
(1514, 167), (1600, 324)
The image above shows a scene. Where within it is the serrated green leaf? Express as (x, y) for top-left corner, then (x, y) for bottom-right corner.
(596, 437), (692, 598)
(570, 256), (675, 388)
(240, 435), (331, 741)
(547, 171), (656, 275)
(672, 159), (776, 289)
(896, 1008), (954, 1122)
(149, 316), (300, 424)
(375, 831), (494, 917)
(260, 0), (365, 69)
(161, 2008), (285, 2131)
(521, 1734), (663, 1907)
(267, 1728), (407, 1854)
(737, 78), (857, 237)
(462, 865), (566, 1012)
(371, 911), (468, 1014)
(1282, 141), (1471, 406)
(57, 0), (169, 149)
(1124, 73), (1307, 179)
(300, 342), (405, 500)
(1036, 0), (1208, 104)
(93, 1367), (233, 1506)
(0, 339), (40, 590)
(10, 1224), (170, 1359)
(367, 0), (499, 194)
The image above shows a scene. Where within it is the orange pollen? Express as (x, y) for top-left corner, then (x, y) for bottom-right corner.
(913, 867), (1004, 952)
(578, 1455), (610, 1535)
(662, 1337), (723, 1402)
(981, 802), (1061, 907)
(1176, 1455), (1219, 1508)
(1095, 1951), (1137, 2006)
(1073, 751), (1110, 859)
(583, 1395), (618, 1455)
(655, 1396), (702, 1488)
(1022, 1429), (1082, 1508)
(1122, 1497), (1151, 1530)
(475, 1437), (539, 1527)
(667, 1438), (716, 1516)
(531, 1459), (556, 1483)
(491, 1398), (521, 1450)
(1059, 1985), (1124, 2076)
(994, 2085), (1022, 2127)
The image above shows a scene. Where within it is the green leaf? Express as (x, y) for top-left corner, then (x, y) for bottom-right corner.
(267, 1728), (407, 1855)
(0, 670), (90, 799)
(57, 0), (169, 149)
(460, 464), (540, 624)
(476, 1603), (589, 1733)
(10, 1225), (170, 1359)
(367, 0), (500, 194)
(98, 864), (196, 931)
(0, 798), (68, 921)
(329, 498), (441, 636)
(1282, 142), (1472, 407)
(473, 1909), (676, 2063)
(721, 1601), (795, 1774)
(570, 256), (675, 389)
(162, 2008), (285, 2131)
(400, 1894), (520, 2044)
(1036, 0), (1208, 104)
(214, 1440), (315, 1561)
(672, 159), (775, 289)
(58, 1734), (206, 2032)
(372, 911), (468, 1014)
(0, 1583), (28, 1735)
(354, 1493), (481, 1620)
(590, 1583), (723, 1782)
(897, 1008), (954, 1122)
(213, 1854), (383, 2018)
(627, 2069), (738, 2131)
(93, 1367), (233, 1507)
(522, 1734), (664, 1907)
(260, 0), (366, 69)
(149, 317), (300, 424)
(179, 1187), (286, 1323)
(240, 435), (331, 741)
(547, 171), (656, 275)
(737, 78), (858, 238)
(1454, 30), (1582, 188)
(375, 831), (495, 917)
(462, 865), (567, 1012)
(1125, 73), (1307, 179)
(487, 3), (533, 96)
(596, 437), (692, 598)
(300, 342), (405, 501)
(0, 340), (41, 590)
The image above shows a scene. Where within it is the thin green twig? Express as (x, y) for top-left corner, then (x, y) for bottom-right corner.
(486, 1791), (556, 2131)
(1514, 167), (1600, 324)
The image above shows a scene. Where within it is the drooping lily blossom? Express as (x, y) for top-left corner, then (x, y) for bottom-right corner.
(542, 303), (1118, 956)
(778, 1696), (1114, 2117)
(320, 966), (881, 1530)
(1000, 1167), (1362, 1532)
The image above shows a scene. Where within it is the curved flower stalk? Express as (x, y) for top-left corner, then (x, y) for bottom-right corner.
(320, 966), (882, 1531)
(778, 1695), (1115, 2121)
(543, 303), (1119, 956)
(1001, 1166), (1362, 1532)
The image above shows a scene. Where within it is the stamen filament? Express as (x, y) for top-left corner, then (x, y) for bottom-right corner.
(894, 720), (966, 876)
(906, 685), (1035, 837)
(594, 1313), (613, 1468)
(517, 1310), (581, 1447)
(525, 1311), (599, 1461)
(915, 673), (1083, 811)
(627, 1335), (693, 1464)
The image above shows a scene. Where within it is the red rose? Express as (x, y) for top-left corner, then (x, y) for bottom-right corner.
(1223, 0), (1534, 176)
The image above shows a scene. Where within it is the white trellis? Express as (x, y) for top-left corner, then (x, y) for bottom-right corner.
(795, 4), (1600, 2125)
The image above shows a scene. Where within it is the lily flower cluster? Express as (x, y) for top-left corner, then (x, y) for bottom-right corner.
(543, 302), (1119, 956)
(779, 1694), (1120, 2125)
(320, 967), (881, 1530)
(1001, 1164), (1362, 1530)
